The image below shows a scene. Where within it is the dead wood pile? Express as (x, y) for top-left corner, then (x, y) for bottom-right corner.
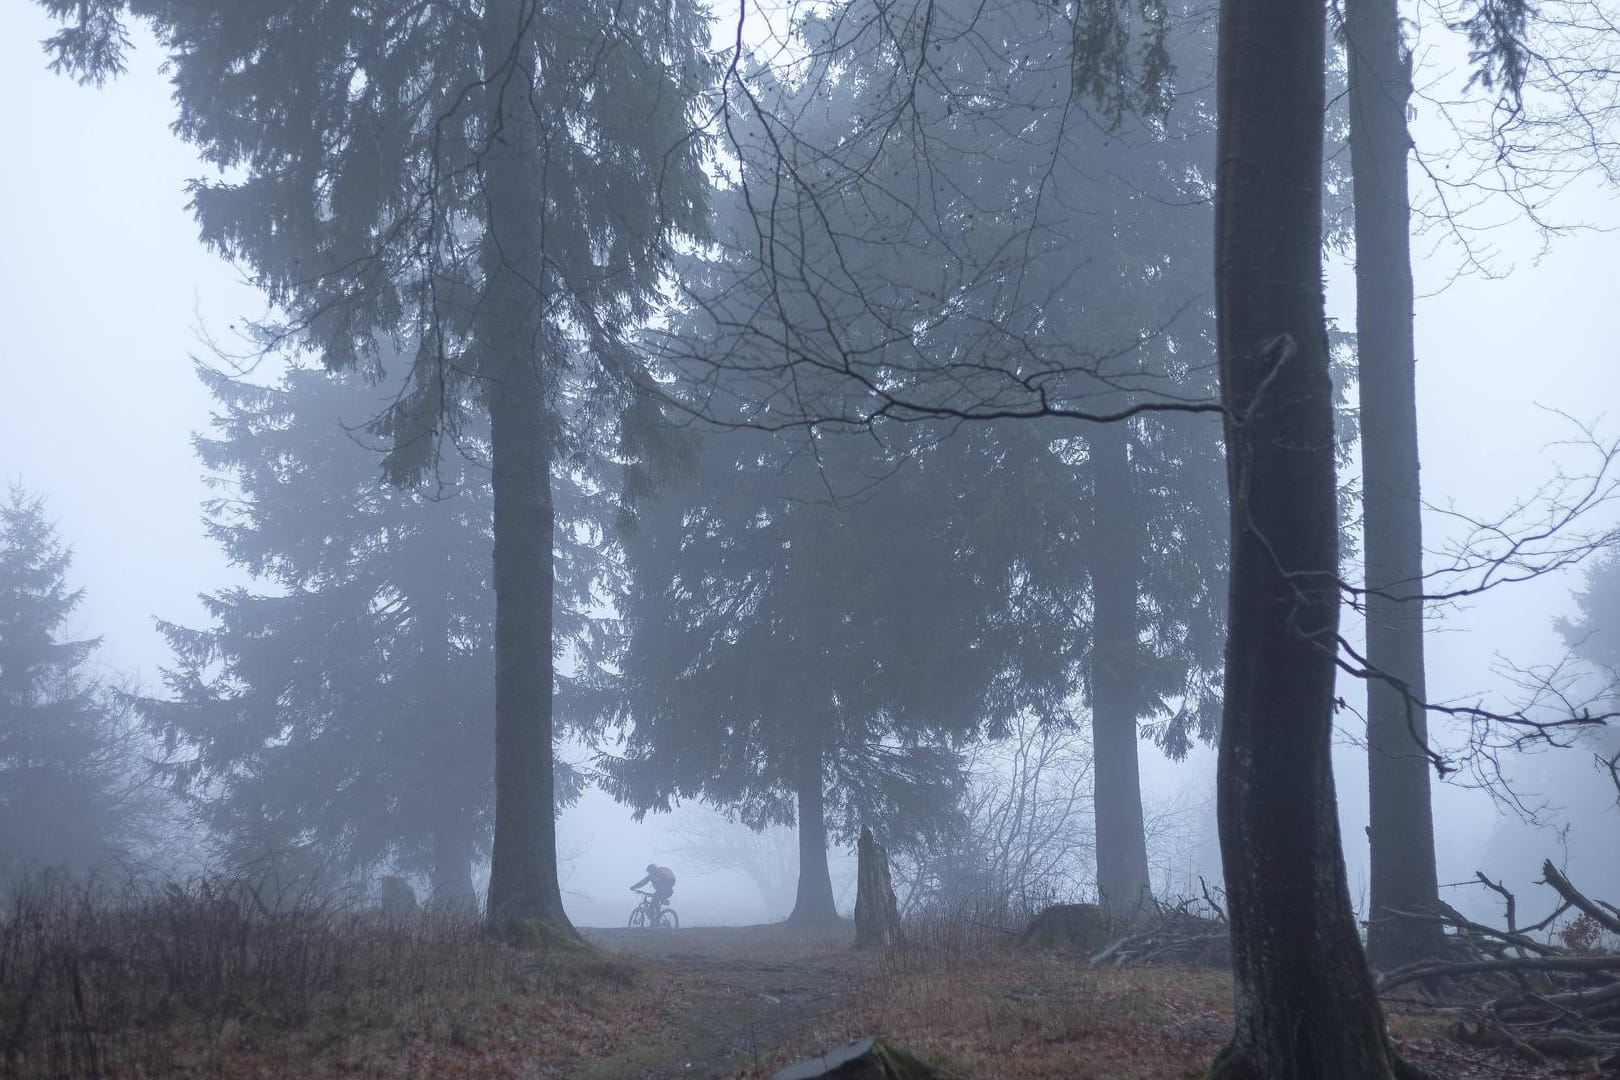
(1376, 860), (1620, 1072)
(1082, 885), (1230, 969)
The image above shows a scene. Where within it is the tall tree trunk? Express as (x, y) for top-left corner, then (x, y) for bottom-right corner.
(479, 0), (573, 934)
(1208, 0), (1415, 1072)
(787, 732), (839, 925)
(431, 818), (478, 911)
(1346, 0), (1444, 971)
(1088, 422), (1152, 919)
(419, 543), (479, 913)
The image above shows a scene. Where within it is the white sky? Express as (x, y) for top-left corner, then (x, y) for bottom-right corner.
(2, 3), (1616, 923)
(1, 11), (259, 677)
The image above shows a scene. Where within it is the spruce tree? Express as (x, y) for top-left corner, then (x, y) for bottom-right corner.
(40, 0), (709, 929)
(0, 488), (144, 874)
(594, 423), (1039, 924)
(142, 365), (513, 903)
(1345, 0), (1444, 970)
(1559, 553), (1620, 677)
(647, 0), (1230, 916)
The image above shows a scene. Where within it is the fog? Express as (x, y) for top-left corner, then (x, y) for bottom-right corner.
(2, 0), (1616, 934)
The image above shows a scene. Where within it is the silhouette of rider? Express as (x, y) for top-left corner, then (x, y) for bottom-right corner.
(631, 862), (676, 907)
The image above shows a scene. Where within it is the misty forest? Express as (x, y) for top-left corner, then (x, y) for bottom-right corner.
(3, 0), (1620, 1076)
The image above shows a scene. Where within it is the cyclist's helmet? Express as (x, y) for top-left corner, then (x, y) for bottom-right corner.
(646, 863), (657, 874)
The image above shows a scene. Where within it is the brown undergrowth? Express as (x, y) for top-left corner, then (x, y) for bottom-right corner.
(10, 876), (1609, 1080)
(735, 910), (1615, 1080)
(742, 912), (1234, 1079)
(0, 870), (664, 1078)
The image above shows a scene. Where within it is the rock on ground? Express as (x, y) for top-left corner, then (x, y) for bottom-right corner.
(773, 1036), (946, 1079)
(1022, 902), (1108, 953)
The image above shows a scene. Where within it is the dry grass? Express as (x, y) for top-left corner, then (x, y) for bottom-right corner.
(0, 871), (664, 1078)
(852, 954), (1230, 1078)
(747, 916), (1604, 1080)
(740, 911), (1233, 1080)
(10, 877), (1591, 1080)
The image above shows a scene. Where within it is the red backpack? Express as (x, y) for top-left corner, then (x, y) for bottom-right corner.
(651, 866), (676, 888)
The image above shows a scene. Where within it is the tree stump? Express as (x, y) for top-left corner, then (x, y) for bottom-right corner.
(854, 826), (902, 949)
(773, 1036), (944, 1079)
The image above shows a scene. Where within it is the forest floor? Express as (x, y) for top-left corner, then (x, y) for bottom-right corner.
(577, 919), (1233, 1078)
(577, 922), (1613, 1079)
(4, 881), (1613, 1079)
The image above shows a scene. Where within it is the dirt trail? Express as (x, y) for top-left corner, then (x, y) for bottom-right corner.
(575, 923), (867, 1079)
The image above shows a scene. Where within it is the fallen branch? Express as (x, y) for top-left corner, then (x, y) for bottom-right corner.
(1082, 896), (1230, 969)
(1374, 859), (1620, 1070)
(1372, 907), (1559, 957)
(1542, 861), (1620, 938)
(1476, 872), (1519, 933)
(1379, 954), (1620, 994)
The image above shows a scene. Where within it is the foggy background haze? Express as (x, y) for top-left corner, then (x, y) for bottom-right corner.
(2, 1), (1615, 929)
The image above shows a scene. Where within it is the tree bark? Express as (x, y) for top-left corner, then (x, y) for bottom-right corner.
(788, 732), (840, 926)
(1208, 0), (1413, 1072)
(1346, 0), (1444, 970)
(1088, 421), (1152, 919)
(419, 544), (480, 913)
(854, 826), (902, 947)
(479, 0), (574, 935)
(431, 818), (479, 911)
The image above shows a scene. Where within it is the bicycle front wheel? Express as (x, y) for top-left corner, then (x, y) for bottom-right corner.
(628, 905), (647, 929)
(656, 908), (679, 930)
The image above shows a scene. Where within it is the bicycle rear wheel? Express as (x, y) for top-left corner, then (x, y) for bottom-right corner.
(656, 908), (679, 930)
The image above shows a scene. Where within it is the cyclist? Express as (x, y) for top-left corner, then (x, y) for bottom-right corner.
(630, 862), (676, 909)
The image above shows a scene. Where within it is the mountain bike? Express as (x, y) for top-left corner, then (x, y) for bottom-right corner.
(628, 888), (679, 930)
